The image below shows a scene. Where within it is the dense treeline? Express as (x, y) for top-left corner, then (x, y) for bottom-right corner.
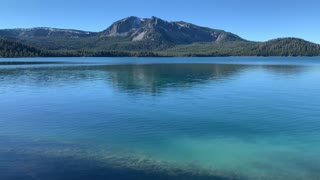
(0, 38), (162, 58)
(163, 38), (320, 57)
(0, 38), (46, 57)
(46, 50), (161, 57)
(1, 37), (320, 58)
(249, 38), (320, 56)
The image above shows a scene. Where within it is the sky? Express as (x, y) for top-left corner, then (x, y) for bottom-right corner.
(1, 0), (319, 43)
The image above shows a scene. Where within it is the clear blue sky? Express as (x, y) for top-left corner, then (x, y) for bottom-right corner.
(1, 0), (319, 43)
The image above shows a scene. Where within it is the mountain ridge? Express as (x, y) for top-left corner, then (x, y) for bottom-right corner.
(0, 16), (319, 57)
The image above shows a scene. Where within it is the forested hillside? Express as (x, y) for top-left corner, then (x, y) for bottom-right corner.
(0, 38), (46, 57)
(249, 38), (320, 56)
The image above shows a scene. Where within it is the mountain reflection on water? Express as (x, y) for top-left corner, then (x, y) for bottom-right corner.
(0, 59), (320, 180)
(0, 63), (307, 95)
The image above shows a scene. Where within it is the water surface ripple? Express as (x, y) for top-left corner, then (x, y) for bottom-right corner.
(1, 57), (320, 180)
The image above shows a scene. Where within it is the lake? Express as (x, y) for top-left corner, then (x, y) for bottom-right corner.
(0, 57), (320, 180)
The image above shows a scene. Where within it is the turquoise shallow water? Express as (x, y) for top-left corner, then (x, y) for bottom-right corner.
(0, 57), (320, 179)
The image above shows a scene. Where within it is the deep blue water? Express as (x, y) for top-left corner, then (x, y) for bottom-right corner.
(0, 57), (320, 180)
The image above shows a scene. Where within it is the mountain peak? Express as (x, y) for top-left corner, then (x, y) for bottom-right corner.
(150, 16), (163, 21)
(102, 16), (143, 37)
(100, 16), (245, 44)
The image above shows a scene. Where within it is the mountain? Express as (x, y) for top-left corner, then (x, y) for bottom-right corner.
(101, 16), (244, 44)
(0, 28), (98, 50)
(0, 28), (95, 39)
(0, 16), (247, 51)
(0, 16), (319, 57)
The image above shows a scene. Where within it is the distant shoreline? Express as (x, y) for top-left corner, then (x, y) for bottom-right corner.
(1, 55), (320, 58)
